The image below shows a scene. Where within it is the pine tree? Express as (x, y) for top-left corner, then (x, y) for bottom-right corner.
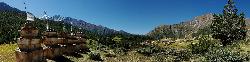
(211, 0), (247, 46)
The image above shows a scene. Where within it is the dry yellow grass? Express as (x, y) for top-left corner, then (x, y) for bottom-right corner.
(66, 51), (169, 62)
(0, 44), (17, 62)
(1, 39), (250, 62)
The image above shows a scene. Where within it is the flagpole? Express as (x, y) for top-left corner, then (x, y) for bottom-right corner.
(24, 1), (28, 23)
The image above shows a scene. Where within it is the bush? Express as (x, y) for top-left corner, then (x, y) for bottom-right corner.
(172, 50), (193, 61)
(205, 48), (250, 62)
(88, 51), (103, 61)
(151, 48), (193, 61)
(113, 48), (127, 55)
(137, 45), (165, 56)
(188, 35), (250, 61)
(104, 53), (116, 57)
(189, 35), (220, 54)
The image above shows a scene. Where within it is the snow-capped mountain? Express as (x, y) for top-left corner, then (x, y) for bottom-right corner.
(0, 2), (129, 35)
(48, 15), (130, 35)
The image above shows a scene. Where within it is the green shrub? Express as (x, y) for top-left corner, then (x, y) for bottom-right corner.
(88, 51), (103, 61)
(150, 48), (193, 61)
(137, 45), (165, 56)
(189, 35), (220, 54)
(104, 53), (116, 57)
(113, 48), (127, 55)
(172, 50), (193, 61)
(205, 48), (250, 62)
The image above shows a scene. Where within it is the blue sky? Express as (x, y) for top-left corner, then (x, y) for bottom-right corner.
(1, 0), (250, 34)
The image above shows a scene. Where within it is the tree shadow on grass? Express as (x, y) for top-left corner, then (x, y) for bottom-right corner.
(50, 48), (91, 62)
(51, 56), (73, 62)
(64, 52), (83, 58)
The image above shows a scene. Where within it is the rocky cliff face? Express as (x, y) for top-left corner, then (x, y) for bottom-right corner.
(148, 14), (250, 39)
(147, 14), (214, 39)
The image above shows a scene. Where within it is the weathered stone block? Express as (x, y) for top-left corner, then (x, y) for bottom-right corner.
(15, 49), (45, 62)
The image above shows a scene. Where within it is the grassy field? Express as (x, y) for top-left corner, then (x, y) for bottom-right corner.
(0, 41), (158, 62)
(0, 44), (17, 62)
(1, 39), (250, 62)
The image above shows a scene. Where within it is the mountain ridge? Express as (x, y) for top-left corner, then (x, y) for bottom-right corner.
(148, 13), (250, 39)
(49, 15), (130, 35)
(0, 2), (24, 13)
(0, 2), (130, 35)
